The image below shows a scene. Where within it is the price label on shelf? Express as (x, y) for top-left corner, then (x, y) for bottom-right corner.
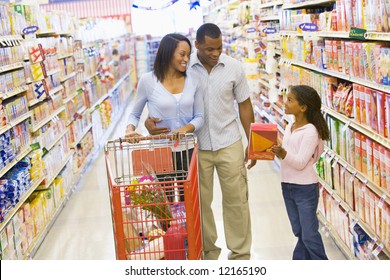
(372, 243), (384, 257)
(368, 237), (378, 250)
(349, 218), (358, 231)
(349, 171), (357, 183)
(326, 154), (335, 163)
(377, 194), (387, 209)
(331, 157), (339, 168)
(342, 121), (351, 132)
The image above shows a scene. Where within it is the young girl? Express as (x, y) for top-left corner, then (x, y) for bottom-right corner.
(271, 85), (329, 260)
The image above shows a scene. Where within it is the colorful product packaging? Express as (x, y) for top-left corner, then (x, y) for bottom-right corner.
(248, 123), (278, 160)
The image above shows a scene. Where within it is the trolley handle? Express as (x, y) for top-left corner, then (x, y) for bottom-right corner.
(118, 133), (194, 143)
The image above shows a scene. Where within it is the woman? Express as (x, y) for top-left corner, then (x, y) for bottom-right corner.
(126, 33), (204, 201)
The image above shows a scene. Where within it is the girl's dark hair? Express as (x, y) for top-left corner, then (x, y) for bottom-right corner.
(290, 85), (330, 141)
(153, 33), (191, 82)
(196, 23), (222, 44)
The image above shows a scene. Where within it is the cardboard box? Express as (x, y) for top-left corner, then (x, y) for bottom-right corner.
(248, 123), (278, 160)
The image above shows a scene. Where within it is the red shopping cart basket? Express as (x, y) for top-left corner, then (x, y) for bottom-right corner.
(105, 134), (202, 260)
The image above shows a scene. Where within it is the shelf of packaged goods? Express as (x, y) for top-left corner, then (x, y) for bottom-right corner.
(365, 32), (390, 42)
(0, 111), (33, 136)
(0, 176), (46, 232)
(0, 146), (32, 179)
(36, 151), (74, 191)
(271, 102), (284, 116)
(322, 107), (390, 149)
(350, 76), (390, 94)
(84, 71), (99, 82)
(57, 53), (74, 60)
(282, 0), (335, 9)
(46, 68), (61, 77)
(259, 15), (279, 21)
(89, 72), (130, 112)
(0, 35), (23, 47)
(59, 71), (76, 82)
(30, 106), (65, 133)
(63, 89), (82, 104)
(25, 176), (75, 260)
(275, 49), (281, 56)
(0, 85), (29, 100)
(45, 128), (69, 152)
(317, 212), (356, 260)
(258, 0), (284, 9)
(72, 149), (95, 185)
(282, 58), (390, 94)
(280, 30), (351, 38)
(48, 85), (64, 97)
(28, 98), (45, 107)
(0, 61), (24, 74)
(70, 123), (92, 149)
(57, 31), (74, 37)
(324, 147), (390, 204)
(36, 30), (57, 37)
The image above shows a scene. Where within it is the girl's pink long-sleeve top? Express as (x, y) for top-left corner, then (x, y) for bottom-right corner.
(280, 122), (324, 185)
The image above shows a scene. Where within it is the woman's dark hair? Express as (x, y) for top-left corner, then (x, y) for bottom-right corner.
(290, 85), (330, 141)
(196, 23), (222, 44)
(153, 33), (191, 82)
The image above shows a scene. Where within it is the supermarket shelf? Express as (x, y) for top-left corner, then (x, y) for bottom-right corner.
(30, 106), (65, 132)
(282, 0), (335, 9)
(57, 31), (74, 37)
(321, 178), (390, 259)
(28, 97), (46, 107)
(37, 151), (74, 191)
(0, 146), (32, 179)
(317, 212), (356, 260)
(70, 123), (92, 149)
(259, 15), (279, 21)
(0, 111), (32, 136)
(0, 61), (24, 74)
(322, 107), (390, 149)
(57, 53), (74, 60)
(365, 32), (390, 41)
(0, 85), (29, 100)
(45, 128), (69, 151)
(59, 71), (76, 82)
(46, 68), (61, 76)
(63, 89), (81, 103)
(0, 35), (23, 47)
(275, 49), (281, 55)
(282, 58), (390, 94)
(36, 30), (56, 37)
(25, 182), (75, 259)
(258, 0), (283, 8)
(84, 71), (99, 82)
(89, 72), (130, 111)
(324, 147), (390, 204)
(0, 176), (46, 232)
(48, 85), (63, 96)
(271, 102), (284, 116)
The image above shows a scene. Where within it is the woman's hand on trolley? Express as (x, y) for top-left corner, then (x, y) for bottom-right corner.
(144, 117), (170, 135)
(125, 124), (143, 143)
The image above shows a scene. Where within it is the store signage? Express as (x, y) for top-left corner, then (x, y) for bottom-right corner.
(263, 27), (277, 34)
(22, 26), (39, 35)
(298, 23), (318, 32)
(349, 27), (366, 40)
(246, 27), (256, 33)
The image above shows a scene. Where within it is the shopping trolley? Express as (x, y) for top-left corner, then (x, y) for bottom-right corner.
(105, 134), (202, 260)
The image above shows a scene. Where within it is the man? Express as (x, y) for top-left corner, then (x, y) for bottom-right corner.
(145, 23), (256, 260)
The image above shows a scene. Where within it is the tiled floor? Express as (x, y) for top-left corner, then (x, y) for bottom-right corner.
(33, 100), (346, 260)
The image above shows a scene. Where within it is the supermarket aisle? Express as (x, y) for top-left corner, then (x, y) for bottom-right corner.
(34, 102), (346, 260)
